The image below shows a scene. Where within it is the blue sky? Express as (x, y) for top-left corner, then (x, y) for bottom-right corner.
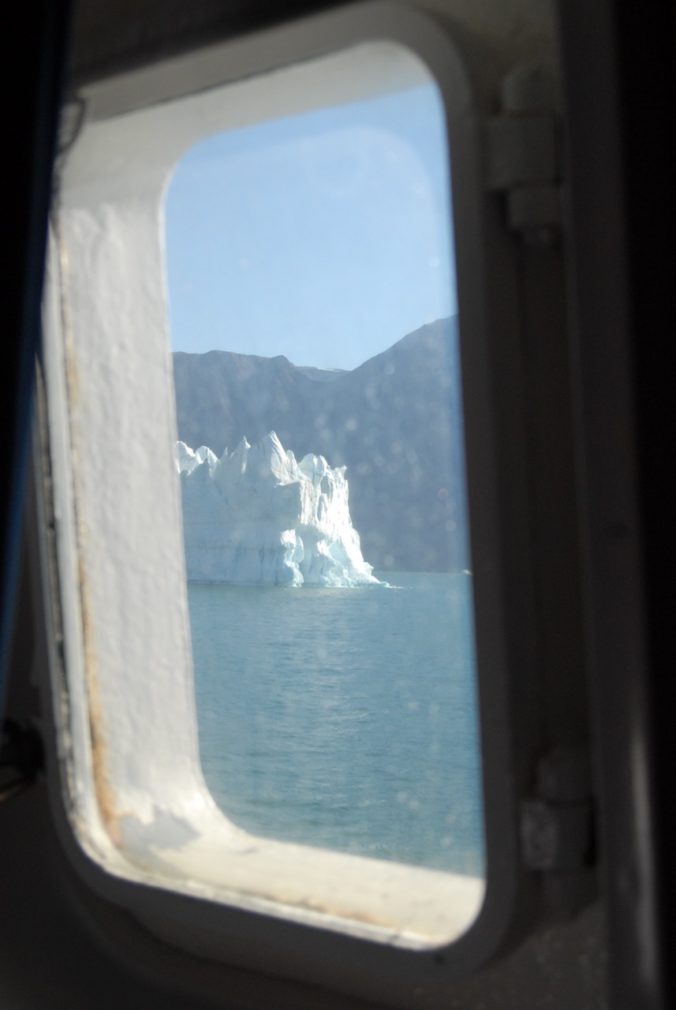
(165, 83), (456, 371)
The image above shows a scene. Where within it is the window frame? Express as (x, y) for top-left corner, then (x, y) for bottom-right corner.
(37, 3), (555, 1005)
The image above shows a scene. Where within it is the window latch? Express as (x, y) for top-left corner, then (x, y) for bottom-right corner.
(521, 747), (596, 915)
(486, 62), (562, 246)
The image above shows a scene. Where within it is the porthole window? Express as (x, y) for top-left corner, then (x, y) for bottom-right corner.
(39, 4), (525, 1005)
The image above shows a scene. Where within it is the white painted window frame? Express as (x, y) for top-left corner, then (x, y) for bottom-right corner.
(38, 3), (536, 1006)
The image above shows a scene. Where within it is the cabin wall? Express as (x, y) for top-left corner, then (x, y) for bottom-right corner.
(4, 0), (673, 1006)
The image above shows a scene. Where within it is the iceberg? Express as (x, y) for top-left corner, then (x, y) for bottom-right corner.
(175, 431), (381, 587)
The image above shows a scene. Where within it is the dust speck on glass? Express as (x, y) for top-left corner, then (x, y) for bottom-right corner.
(166, 75), (484, 876)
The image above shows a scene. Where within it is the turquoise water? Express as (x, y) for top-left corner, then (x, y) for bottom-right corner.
(189, 572), (484, 875)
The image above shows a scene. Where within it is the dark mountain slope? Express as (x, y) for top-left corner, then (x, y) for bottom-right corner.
(172, 317), (468, 571)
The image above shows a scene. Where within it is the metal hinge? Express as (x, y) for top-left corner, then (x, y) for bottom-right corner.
(521, 747), (596, 913)
(486, 63), (562, 246)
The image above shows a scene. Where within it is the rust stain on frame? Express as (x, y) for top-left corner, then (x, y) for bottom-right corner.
(56, 219), (80, 412)
(78, 555), (122, 847)
(58, 218), (121, 848)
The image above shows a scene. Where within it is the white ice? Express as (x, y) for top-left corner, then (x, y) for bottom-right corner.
(175, 431), (381, 587)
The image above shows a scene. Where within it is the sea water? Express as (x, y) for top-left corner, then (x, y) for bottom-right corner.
(189, 571), (484, 876)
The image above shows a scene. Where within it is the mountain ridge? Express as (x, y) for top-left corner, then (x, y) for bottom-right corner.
(172, 317), (468, 571)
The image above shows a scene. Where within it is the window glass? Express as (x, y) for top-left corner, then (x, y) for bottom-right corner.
(167, 80), (483, 876)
